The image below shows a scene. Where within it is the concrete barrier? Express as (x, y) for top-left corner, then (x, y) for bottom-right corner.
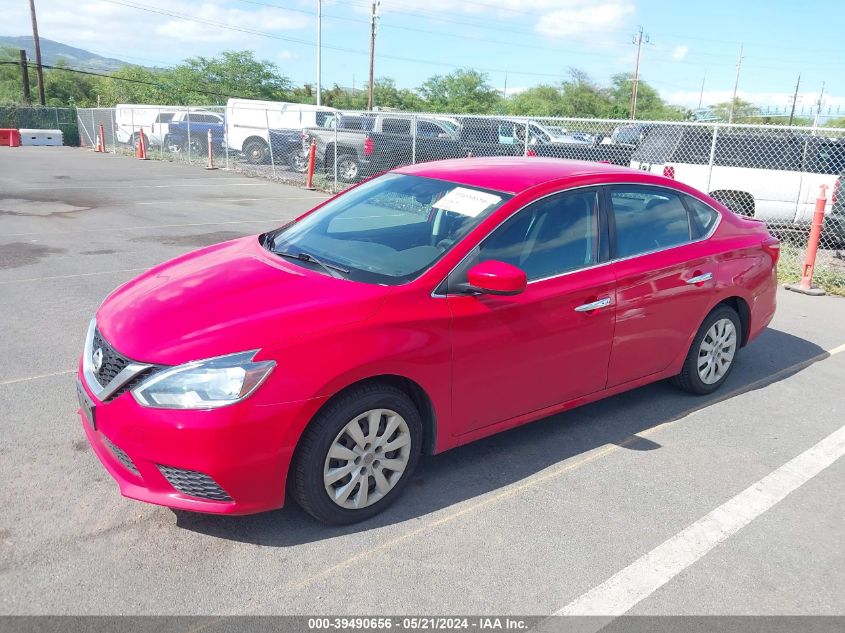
(18, 129), (64, 147)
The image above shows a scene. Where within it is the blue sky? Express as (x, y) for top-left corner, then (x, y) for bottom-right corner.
(6, 0), (844, 112)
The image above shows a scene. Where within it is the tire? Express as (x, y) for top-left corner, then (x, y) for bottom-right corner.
(671, 305), (741, 395)
(291, 383), (423, 525)
(336, 154), (361, 183)
(243, 138), (269, 165)
(713, 193), (753, 218)
(288, 148), (308, 173)
(183, 136), (206, 156)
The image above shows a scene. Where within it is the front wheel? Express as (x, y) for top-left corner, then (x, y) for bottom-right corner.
(291, 384), (422, 524)
(288, 149), (308, 173)
(671, 305), (741, 395)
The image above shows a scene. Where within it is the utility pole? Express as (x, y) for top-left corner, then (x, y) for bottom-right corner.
(316, 0), (322, 106)
(788, 74), (801, 126)
(503, 72), (508, 98)
(697, 70), (706, 110)
(28, 0), (46, 105)
(728, 44), (744, 124)
(630, 26), (649, 120)
(19, 50), (32, 105)
(813, 81), (826, 129)
(367, 0), (379, 111)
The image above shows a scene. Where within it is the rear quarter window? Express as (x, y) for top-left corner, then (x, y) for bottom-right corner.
(684, 196), (720, 238)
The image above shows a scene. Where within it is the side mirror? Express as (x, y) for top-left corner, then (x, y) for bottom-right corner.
(462, 260), (527, 296)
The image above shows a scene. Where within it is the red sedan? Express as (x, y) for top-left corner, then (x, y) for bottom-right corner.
(77, 158), (779, 524)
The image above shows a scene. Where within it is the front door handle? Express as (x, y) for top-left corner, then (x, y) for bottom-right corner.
(574, 297), (613, 312)
(686, 272), (713, 285)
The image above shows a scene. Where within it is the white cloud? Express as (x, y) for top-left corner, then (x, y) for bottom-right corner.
(672, 45), (689, 61)
(373, 0), (636, 46)
(3, 1), (308, 58)
(535, 2), (636, 40)
(277, 50), (297, 61)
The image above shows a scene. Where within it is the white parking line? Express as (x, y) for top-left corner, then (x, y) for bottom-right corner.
(556, 422), (845, 616)
(0, 369), (76, 386)
(4, 218), (286, 238)
(0, 268), (148, 285)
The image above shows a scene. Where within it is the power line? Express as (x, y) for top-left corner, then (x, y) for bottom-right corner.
(97, 0), (572, 79)
(0, 60), (244, 99)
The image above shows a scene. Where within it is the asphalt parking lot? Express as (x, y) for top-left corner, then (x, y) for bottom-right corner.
(0, 146), (843, 616)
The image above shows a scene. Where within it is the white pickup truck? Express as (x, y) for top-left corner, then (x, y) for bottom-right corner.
(630, 126), (845, 226)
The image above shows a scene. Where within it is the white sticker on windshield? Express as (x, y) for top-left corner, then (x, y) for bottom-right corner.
(432, 187), (501, 217)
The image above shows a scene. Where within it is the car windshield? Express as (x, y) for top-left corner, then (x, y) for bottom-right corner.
(265, 174), (511, 285)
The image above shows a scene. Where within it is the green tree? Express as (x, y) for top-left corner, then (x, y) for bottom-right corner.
(607, 73), (687, 120)
(42, 61), (98, 107)
(419, 69), (501, 113)
(168, 51), (292, 104)
(709, 98), (757, 122)
(559, 69), (616, 118)
(508, 84), (565, 117)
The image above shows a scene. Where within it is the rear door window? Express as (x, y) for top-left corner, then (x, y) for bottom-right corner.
(610, 186), (693, 258)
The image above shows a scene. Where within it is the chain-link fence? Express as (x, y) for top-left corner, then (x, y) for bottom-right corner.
(74, 106), (845, 293)
(0, 106), (79, 145)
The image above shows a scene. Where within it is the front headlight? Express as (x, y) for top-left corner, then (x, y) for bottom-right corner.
(132, 350), (275, 409)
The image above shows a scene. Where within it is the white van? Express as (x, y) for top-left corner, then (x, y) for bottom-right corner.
(631, 126), (845, 225)
(225, 98), (338, 164)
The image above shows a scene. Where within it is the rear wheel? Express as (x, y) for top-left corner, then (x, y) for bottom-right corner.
(671, 305), (741, 395)
(243, 138), (269, 164)
(712, 192), (754, 217)
(291, 383), (422, 524)
(336, 154), (361, 183)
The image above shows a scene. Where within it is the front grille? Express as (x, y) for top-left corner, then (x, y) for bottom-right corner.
(91, 328), (164, 402)
(157, 465), (233, 502)
(92, 328), (131, 388)
(102, 436), (140, 476)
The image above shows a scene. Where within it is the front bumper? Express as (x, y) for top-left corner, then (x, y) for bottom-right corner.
(77, 367), (327, 515)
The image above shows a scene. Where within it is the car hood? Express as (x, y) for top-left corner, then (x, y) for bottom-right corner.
(96, 236), (389, 366)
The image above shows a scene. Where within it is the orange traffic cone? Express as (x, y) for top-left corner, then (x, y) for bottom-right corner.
(95, 133), (103, 153)
(136, 130), (149, 160)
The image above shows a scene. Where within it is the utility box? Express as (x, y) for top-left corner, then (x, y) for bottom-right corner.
(0, 128), (21, 147)
(18, 129), (64, 146)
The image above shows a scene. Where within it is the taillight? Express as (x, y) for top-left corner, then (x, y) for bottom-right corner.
(526, 148), (536, 157)
(364, 136), (374, 156)
(762, 236), (780, 264)
(663, 165), (675, 179)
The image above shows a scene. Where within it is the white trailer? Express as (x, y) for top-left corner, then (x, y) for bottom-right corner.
(225, 98), (338, 164)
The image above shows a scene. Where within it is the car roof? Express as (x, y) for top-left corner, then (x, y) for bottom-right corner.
(395, 157), (649, 194)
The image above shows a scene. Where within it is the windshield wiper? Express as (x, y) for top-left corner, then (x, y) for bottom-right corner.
(276, 250), (349, 279)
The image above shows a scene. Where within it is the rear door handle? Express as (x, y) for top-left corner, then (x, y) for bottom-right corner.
(686, 272), (713, 284)
(574, 297), (613, 312)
